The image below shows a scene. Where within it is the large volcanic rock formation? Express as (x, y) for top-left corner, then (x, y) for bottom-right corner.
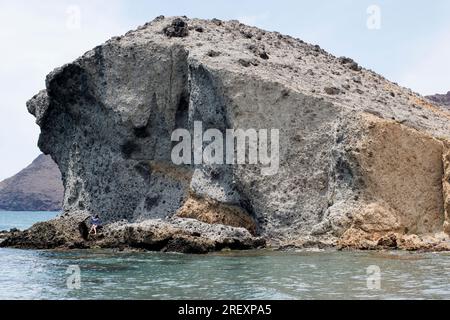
(5, 17), (450, 251)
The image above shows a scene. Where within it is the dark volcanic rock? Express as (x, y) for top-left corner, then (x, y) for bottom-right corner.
(427, 91), (450, 109)
(0, 154), (63, 211)
(338, 56), (361, 71)
(324, 86), (341, 95)
(163, 18), (189, 38)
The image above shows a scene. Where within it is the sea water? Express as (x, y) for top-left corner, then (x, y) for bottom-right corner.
(0, 211), (59, 231)
(0, 212), (449, 300)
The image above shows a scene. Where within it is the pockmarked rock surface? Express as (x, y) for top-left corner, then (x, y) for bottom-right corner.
(0, 154), (63, 211)
(5, 17), (450, 252)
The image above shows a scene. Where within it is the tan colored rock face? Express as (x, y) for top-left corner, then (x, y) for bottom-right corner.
(357, 114), (445, 235)
(442, 142), (450, 234)
(351, 203), (402, 234)
(176, 194), (257, 235)
(338, 114), (450, 249)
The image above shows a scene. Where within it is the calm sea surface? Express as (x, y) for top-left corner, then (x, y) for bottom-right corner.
(0, 211), (58, 231)
(0, 211), (449, 300)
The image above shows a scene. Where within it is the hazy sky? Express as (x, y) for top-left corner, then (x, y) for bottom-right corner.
(0, 0), (449, 180)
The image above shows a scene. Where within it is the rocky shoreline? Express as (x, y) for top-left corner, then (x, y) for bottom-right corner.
(0, 213), (266, 254)
(1, 214), (449, 253)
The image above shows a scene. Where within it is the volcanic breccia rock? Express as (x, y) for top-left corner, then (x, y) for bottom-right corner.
(20, 16), (450, 251)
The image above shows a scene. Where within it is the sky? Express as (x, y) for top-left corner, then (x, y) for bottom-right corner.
(0, 0), (449, 181)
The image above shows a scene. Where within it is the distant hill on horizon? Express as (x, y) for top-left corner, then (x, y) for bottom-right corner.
(427, 91), (450, 109)
(0, 154), (63, 211)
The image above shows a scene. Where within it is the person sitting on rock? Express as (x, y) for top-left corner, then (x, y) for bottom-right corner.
(89, 215), (102, 235)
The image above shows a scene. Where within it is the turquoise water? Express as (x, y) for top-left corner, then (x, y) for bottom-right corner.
(0, 212), (449, 300)
(0, 211), (59, 231)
